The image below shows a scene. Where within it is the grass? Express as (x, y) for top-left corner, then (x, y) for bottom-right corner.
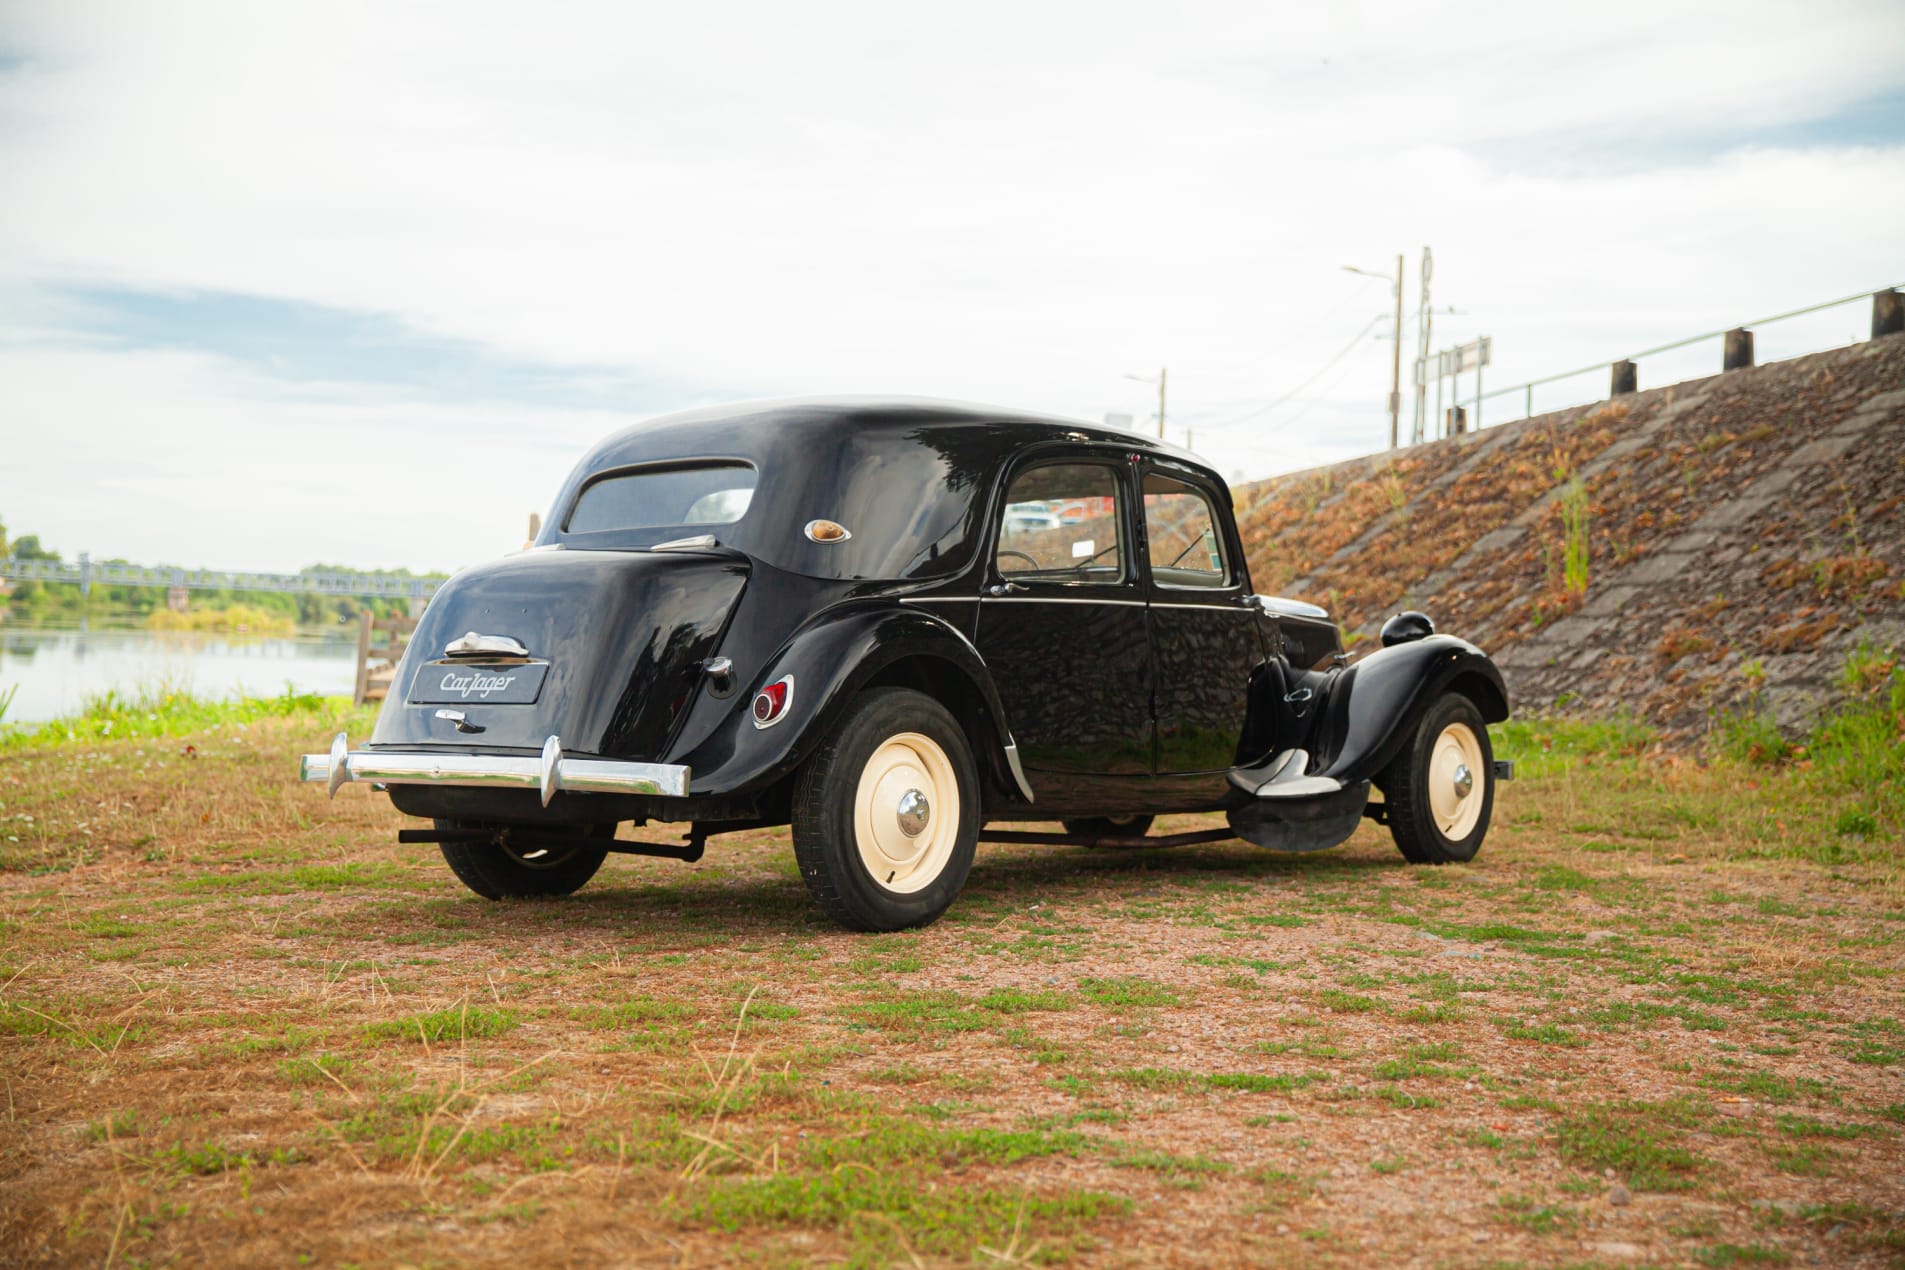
(363, 1005), (520, 1044)
(678, 1172), (1126, 1265)
(1554, 1101), (1707, 1191)
(0, 696), (1900, 1264)
(1558, 473), (1590, 595)
(0, 681), (348, 750)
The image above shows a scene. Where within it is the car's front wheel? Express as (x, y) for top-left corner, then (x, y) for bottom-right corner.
(791, 688), (979, 931)
(435, 820), (612, 899)
(1375, 694), (1495, 864)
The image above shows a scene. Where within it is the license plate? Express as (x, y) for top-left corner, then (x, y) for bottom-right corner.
(410, 661), (549, 705)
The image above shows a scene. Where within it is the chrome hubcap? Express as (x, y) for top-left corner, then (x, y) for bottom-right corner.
(1452, 764), (1474, 799)
(896, 788), (931, 837)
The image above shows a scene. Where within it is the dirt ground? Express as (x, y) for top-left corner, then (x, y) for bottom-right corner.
(1, 714), (1901, 1267)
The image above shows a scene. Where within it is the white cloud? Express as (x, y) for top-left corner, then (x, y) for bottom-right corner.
(1, 0), (1901, 568)
(0, 343), (613, 571)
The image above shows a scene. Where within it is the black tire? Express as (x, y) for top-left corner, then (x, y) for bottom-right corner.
(435, 819), (611, 899)
(791, 688), (979, 932)
(1062, 814), (1155, 841)
(1375, 694), (1495, 864)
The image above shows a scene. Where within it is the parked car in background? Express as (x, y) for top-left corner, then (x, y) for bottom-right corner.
(302, 398), (1512, 930)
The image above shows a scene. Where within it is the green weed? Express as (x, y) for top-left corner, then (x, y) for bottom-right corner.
(1554, 1100), (1706, 1191)
(364, 1005), (519, 1044)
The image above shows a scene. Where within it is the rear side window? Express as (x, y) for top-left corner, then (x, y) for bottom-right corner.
(565, 463), (757, 533)
(1143, 471), (1230, 588)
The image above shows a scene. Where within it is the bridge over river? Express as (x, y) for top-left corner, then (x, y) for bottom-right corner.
(1, 553), (443, 603)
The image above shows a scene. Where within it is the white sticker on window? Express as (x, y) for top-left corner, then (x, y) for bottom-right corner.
(1071, 538), (1094, 558)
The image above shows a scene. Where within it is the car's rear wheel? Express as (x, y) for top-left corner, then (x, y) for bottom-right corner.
(791, 688), (978, 931)
(1375, 694), (1494, 864)
(436, 819), (612, 899)
(1062, 814), (1155, 841)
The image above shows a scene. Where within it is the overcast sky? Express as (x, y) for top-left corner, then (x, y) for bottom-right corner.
(2, 1), (1901, 574)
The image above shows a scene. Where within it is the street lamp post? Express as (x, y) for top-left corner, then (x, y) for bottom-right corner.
(1123, 368), (1168, 440)
(1343, 260), (1404, 449)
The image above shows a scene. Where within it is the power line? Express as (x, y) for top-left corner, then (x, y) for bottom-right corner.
(1193, 313), (1387, 434)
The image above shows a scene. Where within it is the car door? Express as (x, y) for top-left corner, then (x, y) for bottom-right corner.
(1140, 463), (1268, 779)
(975, 454), (1154, 798)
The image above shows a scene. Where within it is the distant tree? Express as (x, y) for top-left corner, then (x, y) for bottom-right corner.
(11, 535), (58, 562)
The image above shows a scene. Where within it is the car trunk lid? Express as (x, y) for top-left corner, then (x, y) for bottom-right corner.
(369, 548), (748, 759)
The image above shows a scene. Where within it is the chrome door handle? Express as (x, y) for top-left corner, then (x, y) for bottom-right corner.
(987, 582), (1026, 596)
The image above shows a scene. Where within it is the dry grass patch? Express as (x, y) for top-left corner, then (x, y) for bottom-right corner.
(0, 708), (1902, 1264)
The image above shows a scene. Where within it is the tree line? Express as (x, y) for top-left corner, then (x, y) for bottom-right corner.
(1, 515), (439, 625)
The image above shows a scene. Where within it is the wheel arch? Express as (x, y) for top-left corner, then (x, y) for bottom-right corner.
(1313, 635), (1511, 784)
(677, 604), (1032, 807)
(861, 652), (1026, 808)
(1446, 667), (1510, 725)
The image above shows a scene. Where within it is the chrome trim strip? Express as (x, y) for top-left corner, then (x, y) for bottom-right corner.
(300, 733), (691, 801)
(652, 533), (717, 552)
(445, 631), (530, 658)
(897, 595), (981, 604)
(977, 596), (1148, 607)
(1151, 602), (1252, 613)
(1003, 740), (1035, 804)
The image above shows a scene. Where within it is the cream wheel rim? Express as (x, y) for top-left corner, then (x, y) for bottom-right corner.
(1427, 721), (1486, 841)
(854, 732), (960, 894)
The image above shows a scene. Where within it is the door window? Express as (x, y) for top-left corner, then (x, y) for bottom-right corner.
(1143, 472), (1229, 588)
(995, 463), (1124, 581)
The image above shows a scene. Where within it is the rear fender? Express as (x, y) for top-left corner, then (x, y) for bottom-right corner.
(1312, 635), (1510, 783)
(676, 605), (1027, 803)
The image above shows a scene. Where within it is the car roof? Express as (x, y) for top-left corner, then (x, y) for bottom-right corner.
(576, 395), (1203, 470)
(538, 396), (1220, 582)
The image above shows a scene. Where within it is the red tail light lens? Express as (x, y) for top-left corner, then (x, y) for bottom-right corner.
(751, 675), (794, 728)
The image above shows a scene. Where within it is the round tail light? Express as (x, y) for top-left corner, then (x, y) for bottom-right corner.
(751, 675), (794, 729)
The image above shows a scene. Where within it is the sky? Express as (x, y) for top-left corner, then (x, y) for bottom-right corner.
(1, 1), (1901, 574)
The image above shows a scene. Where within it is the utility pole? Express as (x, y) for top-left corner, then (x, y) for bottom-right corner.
(1342, 261), (1406, 449)
(1412, 247), (1434, 445)
(1388, 253), (1403, 449)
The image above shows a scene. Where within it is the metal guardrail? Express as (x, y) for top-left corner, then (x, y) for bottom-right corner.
(1443, 283), (1903, 434)
(0, 555), (443, 600)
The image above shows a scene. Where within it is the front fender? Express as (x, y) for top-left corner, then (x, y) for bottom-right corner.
(675, 603), (1022, 801)
(1313, 635), (1510, 783)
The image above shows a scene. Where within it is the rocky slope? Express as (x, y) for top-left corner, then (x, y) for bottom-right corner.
(1232, 331), (1905, 740)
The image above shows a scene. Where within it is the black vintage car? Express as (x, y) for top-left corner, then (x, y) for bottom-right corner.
(301, 398), (1511, 930)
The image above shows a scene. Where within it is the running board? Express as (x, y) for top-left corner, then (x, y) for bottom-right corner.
(978, 828), (1237, 850)
(1229, 748), (1346, 800)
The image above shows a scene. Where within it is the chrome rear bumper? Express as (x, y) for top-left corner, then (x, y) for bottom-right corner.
(298, 733), (691, 806)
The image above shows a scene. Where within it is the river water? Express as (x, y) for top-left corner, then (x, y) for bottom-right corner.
(0, 622), (361, 724)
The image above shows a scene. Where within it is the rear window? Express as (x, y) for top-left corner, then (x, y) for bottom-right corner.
(565, 463), (757, 534)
